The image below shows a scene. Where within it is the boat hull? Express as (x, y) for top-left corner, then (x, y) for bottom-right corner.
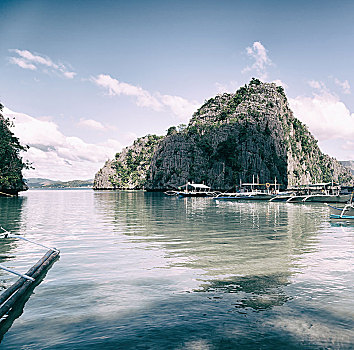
(304, 194), (351, 203)
(269, 196), (291, 202)
(330, 214), (354, 220)
(214, 191), (276, 201)
(178, 192), (211, 197)
(327, 204), (354, 217)
(286, 195), (308, 203)
(215, 196), (255, 200)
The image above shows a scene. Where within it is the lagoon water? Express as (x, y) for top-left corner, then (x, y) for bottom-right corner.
(0, 190), (353, 349)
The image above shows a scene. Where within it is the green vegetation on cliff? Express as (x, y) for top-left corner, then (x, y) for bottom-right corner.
(94, 134), (163, 190)
(146, 79), (352, 189)
(0, 103), (28, 195)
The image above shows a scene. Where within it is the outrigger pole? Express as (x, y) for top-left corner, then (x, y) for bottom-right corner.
(0, 227), (58, 252)
(0, 265), (34, 281)
(0, 227), (60, 323)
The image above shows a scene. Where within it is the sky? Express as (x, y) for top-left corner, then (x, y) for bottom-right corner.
(0, 0), (353, 180)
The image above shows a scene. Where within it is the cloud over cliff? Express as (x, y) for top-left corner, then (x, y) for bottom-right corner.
(3, 108), (122, 180)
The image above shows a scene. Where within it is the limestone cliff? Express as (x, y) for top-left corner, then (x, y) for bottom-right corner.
(95, 79), (353, 190)
(147, 79), (352, 189)
(94, 135), (163, 189)
(0, 103), (28, 196)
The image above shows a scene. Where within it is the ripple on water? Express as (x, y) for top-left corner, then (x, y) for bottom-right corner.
(0, 190), (353, 349)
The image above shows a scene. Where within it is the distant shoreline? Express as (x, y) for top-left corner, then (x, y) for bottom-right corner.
(27, 187), (93, 190)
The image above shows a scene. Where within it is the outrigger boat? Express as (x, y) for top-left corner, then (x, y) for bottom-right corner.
(327, 203), (354, 220)
(327, 192), (354, 220)
(214, 177), (281, 201)
(268, 192), (295, 202)
(270, 183), (351, 203)
(165, 182), (216, 197)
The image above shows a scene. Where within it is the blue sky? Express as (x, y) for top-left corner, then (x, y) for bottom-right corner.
(1, 0), (353, 180)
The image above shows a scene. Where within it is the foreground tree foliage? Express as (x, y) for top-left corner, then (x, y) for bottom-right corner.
(0, 103), (28, 194)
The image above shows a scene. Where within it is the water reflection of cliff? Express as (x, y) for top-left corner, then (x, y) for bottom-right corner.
(94, 192), (323, 311)
(0, 196), (26, 288)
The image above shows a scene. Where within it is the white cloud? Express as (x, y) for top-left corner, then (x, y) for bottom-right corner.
(243, 41), (272, 80)
(158, 93), (200, 121)
(334, 78), (351, 94)
(289, 92), (354, 143)
(77, 118), (115, 131)
(307, 80), (326, 91)
(215, 81), (239, 93)
(3, 108), (122, 180)
(272, 79), (288, 89)
(121, 132), (138, 145)
(9, 57), (37, 70)
(63, 71), (76, 79)
(343, 140), (354, 151)
(8, 49), (76, 79)
(14, 49), (55, 67)
(92, 74), (162, 110)
(308, 78), (351, 95)
(92, 74), (200, 121)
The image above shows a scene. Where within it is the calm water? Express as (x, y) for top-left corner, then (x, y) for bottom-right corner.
(0, 190), (353, 349)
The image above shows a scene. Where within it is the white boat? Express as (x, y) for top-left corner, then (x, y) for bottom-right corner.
(303, 194), (351, 203)
(281, 183), (351, 203)
(165, 182), (216, 197)
(214, 178), (281, 201)
(269, 192), (296, 202)
(214, 191), (259, 200)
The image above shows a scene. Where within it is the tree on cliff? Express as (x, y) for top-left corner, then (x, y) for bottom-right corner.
(0, 103), (29, 194)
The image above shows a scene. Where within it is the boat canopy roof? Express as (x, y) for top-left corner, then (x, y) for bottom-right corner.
(309, 182), (339, 187)
(241, 183), (280, 186)
(179, 183), (211, 189)
(291, 182), (340, 188)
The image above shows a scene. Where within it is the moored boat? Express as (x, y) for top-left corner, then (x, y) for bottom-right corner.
(303, 194), (351, 203)
(214, 192), (258, 200)
(275, 183), (351, 203)
(214, 178), (281, 201)
(165, 182), (216, 197)
(327, 203), (354, 220)
(269, 192), (294, 202)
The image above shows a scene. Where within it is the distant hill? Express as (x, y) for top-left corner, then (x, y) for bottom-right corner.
(26, 178), (93, 188)
(340, 161), (354, 175)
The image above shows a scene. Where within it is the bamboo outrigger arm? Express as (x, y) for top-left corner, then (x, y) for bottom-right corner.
(0, 265), (35, 281)
(0, 227), (59, 252)
(0, 228), (60, 324)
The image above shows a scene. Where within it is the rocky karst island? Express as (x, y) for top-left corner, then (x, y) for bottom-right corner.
(94, 79), (354, 191)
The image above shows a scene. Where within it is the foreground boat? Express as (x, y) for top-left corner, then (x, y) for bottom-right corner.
(0, 227), (59, 337)
(327, 203), (354, 220)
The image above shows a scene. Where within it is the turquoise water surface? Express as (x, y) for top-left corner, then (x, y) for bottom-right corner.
(0, 190), (353, 349)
